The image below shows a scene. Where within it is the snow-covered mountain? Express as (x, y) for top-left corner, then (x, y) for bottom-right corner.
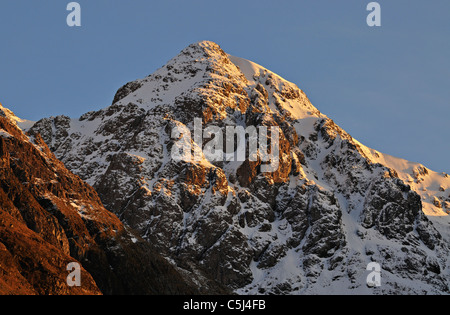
(28, 41), (449, 294)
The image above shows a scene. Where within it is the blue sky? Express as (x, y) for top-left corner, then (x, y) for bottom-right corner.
(0, 0), (449, 173)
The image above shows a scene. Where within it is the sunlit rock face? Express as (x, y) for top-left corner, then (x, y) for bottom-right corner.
(29, 41), (449, 294)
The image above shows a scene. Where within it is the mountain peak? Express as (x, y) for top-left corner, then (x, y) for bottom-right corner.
(110, 41), (320, 122)
(110, 40), (238, 108)
(172, 40), (229, 65)
(184, 40), (225, 54)
(27, 43), (450, 295)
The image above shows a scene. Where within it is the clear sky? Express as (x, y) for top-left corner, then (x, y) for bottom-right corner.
(0, 0), (449, 173)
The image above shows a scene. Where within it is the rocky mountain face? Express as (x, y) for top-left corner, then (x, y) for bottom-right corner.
(0, 105), (205, 295)
(28, 41), (449, 294)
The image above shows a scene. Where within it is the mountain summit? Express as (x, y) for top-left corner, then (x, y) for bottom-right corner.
(28, 41), (449, 294)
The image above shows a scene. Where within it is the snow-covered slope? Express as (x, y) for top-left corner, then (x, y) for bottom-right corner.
(355, 142), (450, 243)
(28, 41), (449, 294)
(359, 144), (450, 216)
